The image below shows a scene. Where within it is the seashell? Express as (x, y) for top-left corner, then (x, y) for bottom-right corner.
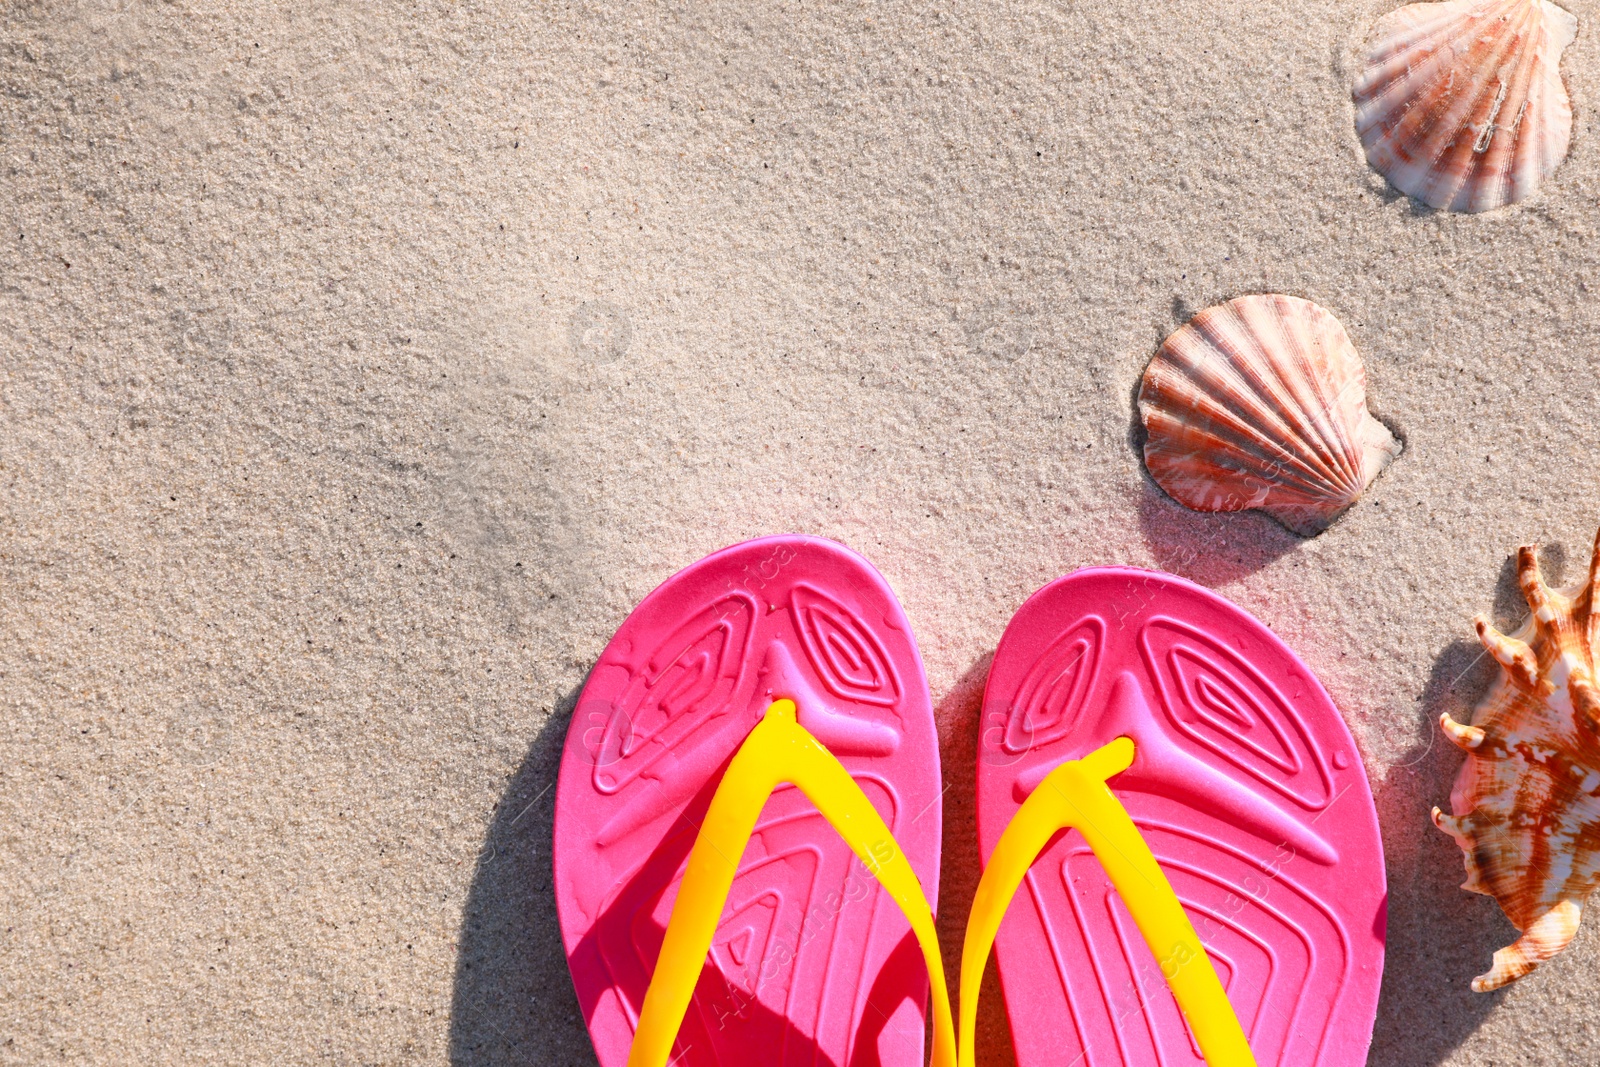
(1137, 294), (1402, 537)
(1353, 0), (1578, 213)
(1434, 531), (1600, 991)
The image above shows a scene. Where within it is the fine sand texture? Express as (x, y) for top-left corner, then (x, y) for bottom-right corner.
(5, 1), (1600, 1064)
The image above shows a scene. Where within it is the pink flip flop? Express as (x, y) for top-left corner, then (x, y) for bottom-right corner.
(554, 536), (949, 1067)
(972, 567), (1386, 1067)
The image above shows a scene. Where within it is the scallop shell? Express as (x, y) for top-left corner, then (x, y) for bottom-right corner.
(1353, 0), (1578, 213)
(1434, 532), (1600, 990)
(1137, 295), (1402, 537)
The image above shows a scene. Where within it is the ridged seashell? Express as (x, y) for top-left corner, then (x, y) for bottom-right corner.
(1137, 295), (1402, 537)
(1434, 532), (1600, 990)
(1353, 0), (1578, 212)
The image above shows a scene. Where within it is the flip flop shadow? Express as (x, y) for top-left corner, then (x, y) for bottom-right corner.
(1364, 637), (1507, 1066)
(448, 683), (593, 1066)
(934, 651), (1018, 1067)
(448, 685), (921, 1067)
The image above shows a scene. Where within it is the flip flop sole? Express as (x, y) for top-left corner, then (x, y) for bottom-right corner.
(978, 567), (1385, 1067)
(555, 536), (942, 1067)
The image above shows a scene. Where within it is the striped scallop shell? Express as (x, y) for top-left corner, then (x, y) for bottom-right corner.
(1353, 0), (1577, 212)
(1434, 532), (1600, 990)
(1138, 295), (1401, 536)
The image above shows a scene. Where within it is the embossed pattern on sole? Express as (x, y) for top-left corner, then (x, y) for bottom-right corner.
(555, 536), (942, 1067)
(978, 568), (1385, 1067)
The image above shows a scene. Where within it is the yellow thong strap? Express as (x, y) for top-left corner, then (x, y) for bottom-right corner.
(626, 699), (956, 1067)
(958, 737), (1256, 1067)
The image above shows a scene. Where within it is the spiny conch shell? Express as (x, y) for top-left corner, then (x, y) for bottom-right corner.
(1353, 0), (1578, 212)
(1137, 294), (1402, 537)
(1434, 530), (1600, 991)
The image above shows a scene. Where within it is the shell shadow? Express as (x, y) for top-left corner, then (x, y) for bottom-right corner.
(1135, 482), (1302, 585)
(1373, 178), (1442, 219)
(1491, 540), (1566, 623)
(1364, 638), (1510, 1066)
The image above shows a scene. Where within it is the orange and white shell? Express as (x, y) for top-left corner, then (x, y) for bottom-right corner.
(1137, 294), (1402, 536)
(1353, 0), (1578, 212)
(1434, 531), (1600, 990)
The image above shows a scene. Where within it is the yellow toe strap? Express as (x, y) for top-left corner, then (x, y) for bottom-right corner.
(626, 699), (956, 1067)
(958, 737), (1256, 1067)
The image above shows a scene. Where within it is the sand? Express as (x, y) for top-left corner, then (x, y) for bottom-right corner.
(4, 1), (1600, 1064)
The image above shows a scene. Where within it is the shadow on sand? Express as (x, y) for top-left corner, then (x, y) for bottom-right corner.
(449, 679), (944, 1067)
(450, 608), (1514, 1065)
(1364, 634), (1510, 1066)
(930, 651), (1019, 1067)
(1136, 482), (1302, 586)
(448, 684), (596, 1066)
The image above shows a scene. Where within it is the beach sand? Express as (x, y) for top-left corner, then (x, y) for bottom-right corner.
(4, 1), (1600, 1063)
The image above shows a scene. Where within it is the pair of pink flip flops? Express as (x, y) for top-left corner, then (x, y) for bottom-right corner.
(554, 536), (1386, 1067)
